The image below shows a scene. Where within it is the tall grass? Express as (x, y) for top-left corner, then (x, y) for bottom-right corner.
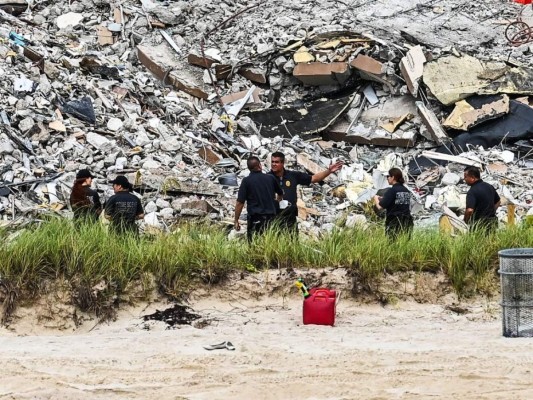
(1, 219), (533, 322)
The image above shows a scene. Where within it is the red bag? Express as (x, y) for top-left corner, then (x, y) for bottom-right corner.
(514, 0), (532, 4)
(303, 288), (336, 326)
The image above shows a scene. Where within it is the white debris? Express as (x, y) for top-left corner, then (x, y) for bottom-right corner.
(107, 118), (123, 132)
(86, 132), (110, 149)
(56, 12), (84, 29)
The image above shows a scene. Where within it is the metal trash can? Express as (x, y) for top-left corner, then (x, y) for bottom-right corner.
(499, 248), (533, 337)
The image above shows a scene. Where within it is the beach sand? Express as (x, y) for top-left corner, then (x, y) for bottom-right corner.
(0, 271), (532, 399)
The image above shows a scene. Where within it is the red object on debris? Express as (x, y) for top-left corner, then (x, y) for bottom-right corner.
(303, 288), (336, 326)
(514, 0), (532, 4)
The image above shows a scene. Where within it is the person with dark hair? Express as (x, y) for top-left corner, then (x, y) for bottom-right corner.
(269, 151), (343, 233)
(105, 175), (144, 234)
(234, 156), (283, 242)
(373, 167), (413, 238)
(70, 169), (102, 222)
(463, 166), (500, 231)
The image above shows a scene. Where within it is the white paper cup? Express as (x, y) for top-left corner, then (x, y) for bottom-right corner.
(279, 200), (291, 209)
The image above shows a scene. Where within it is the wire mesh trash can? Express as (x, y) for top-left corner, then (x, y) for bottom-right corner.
(499, 248), (533, 337)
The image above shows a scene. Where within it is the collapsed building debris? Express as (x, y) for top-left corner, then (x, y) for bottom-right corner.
(246, 96), (354, 138)
(423, 55), (533, 105)
(1, 0), (533, 235)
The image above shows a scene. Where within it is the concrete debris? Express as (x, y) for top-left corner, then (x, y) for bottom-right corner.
(350, 54), (384, 76)
(0, 0), (26, 16)
(137, 45), (208, 99)
(379, 113), (413, 133)
(362, 85), (379, 106)
(293, 62), (351, 86)
(0, 0), (532, 234)
(399, 45), (426, 97)
(246, 96), (354, 138)
(424, 55), (533, 105)
(238, 67), (267, 84)
(56, 12), (83, 30)
(416, 102), (451, 145)
(443, 95), (510, 131)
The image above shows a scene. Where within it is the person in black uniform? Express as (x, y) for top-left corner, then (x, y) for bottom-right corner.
(70, 169), (102, 222)
(373, 168), (413, 238)
(268, 151), (343, 233)
(234, 156), (283, 242)
(463, 166), (500, 232)
(105, 175), (144, 235)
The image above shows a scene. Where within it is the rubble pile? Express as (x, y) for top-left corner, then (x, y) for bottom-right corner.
(1, 0), (533, 234)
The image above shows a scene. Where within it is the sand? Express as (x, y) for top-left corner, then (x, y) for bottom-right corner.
(0, 271), (532, 400)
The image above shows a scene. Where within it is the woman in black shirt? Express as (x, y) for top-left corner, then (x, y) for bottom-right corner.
(70, 169), (102, 222)
(373, 168), (413, 238)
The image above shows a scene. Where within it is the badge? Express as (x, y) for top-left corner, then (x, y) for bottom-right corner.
(285, 181), (291, 187)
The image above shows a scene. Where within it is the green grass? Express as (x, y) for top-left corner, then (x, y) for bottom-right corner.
(1, 219), (533, 323)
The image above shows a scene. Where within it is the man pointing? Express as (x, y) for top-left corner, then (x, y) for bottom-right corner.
(268, 151), (343, 233)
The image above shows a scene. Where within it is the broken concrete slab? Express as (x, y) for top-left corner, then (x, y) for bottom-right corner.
(246, 95), (354, 138)
(56, 12), (83, 29)
(453, 100), (533, 152)
(137, 44), (208, 100)
(96, 25), (116, 46)
(361, 96), (418, 124)
(198, 146), (221, 165)
(423, 55), (488, 105)
(399, 45), (426, 97)
(362, 85), (378, 106)
(220, 87), (262, 106)
(238, 67), (267, 84)
(416, 102), (450, 145)
(49, 120), (66, 133)
(187, 51), (219, 68)
(86, 132), (110, 149)
(420, 151), (481, 167)
(294, 48), (315, 63)
(379, 113), (413, 133)
(293, 62), (351, 86)
(443, 95), (510, 131)
(350, 54), (383, 76)
(180, 200), (216, 216)
(296, 153), (323, 176)
(424, 55), (533, 105)
(326, 120), (417, 147)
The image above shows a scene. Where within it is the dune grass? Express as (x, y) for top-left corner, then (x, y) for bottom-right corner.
(0, 218), (532, 322)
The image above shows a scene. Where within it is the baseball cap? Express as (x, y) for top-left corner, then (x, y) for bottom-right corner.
(110, 175), (132, 189)
(76, 169), (94, 179)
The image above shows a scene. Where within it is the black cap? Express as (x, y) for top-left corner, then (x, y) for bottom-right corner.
(110, 175), (131, 189)
(76, 169), (94, 179)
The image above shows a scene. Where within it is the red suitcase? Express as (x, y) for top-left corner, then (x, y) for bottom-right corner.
(303, 288), (336, 326)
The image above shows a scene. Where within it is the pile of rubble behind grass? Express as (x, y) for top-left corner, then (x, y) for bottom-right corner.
(1, 0), (533, 237)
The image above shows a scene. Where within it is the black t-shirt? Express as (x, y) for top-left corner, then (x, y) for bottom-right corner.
(268, 169), (312, 215)
(466, 180), (500, 222)
(237, 171), (283, 216)
(72, 186), (102, 222)
(105, 191), (144, 231)
(379, 183), (411, 218)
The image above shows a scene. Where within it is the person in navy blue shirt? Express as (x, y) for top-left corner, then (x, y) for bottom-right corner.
(373, 168), (413, 238)
(105, 175), (144, 235)
(463, 166), (500, 232)
(234, 156), (283, 242)
(269, 151), (343, 233)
